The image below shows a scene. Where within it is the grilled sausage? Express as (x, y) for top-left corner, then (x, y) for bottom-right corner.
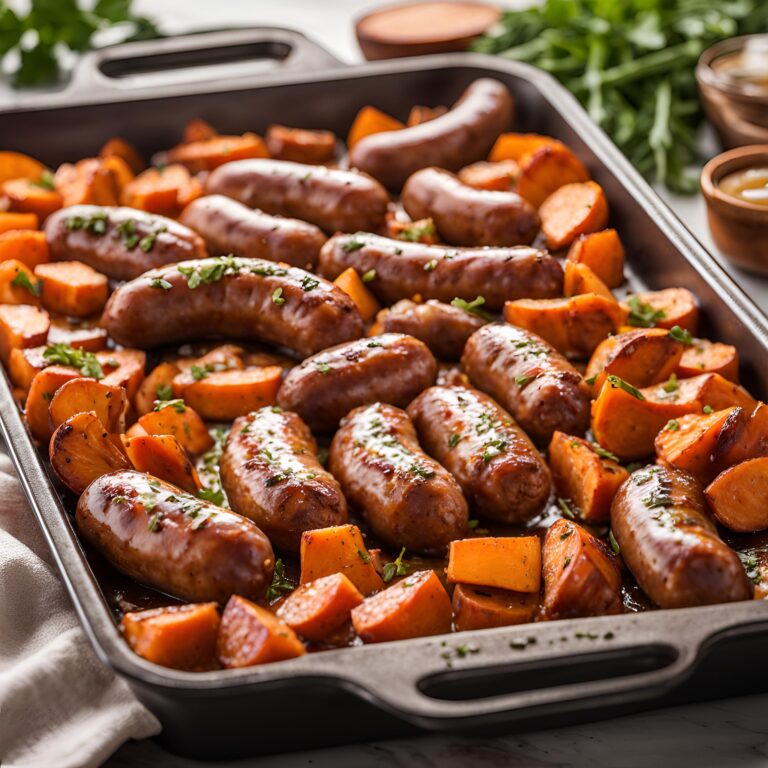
(277, 333), (437, 433)
(318, 233), (563, 311)
(407, 385), (551, 523)
(376, 299), (486, 361)
(461, 323), (591, 444)
(611, 465), (752, 608)
(220, 408), (348, 551)
(45, 205), (207, 280)
(402, 167), (539, 246)
(328, 403), (468, 553)
(205, 158), (389, 234)
(179, 195), (326, 270)
(349, 78), (513, 189)
(101, 256), (364, 357)
(76, 470), (274, 603)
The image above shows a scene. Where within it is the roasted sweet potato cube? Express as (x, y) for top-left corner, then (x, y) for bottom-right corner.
(134, 362), (182, 416)
(447, 537), (541, 593)
(99, 136), (144, 174)
(25, 365), (80, 442)
(0, 211), (38, 233)
(0, 230), (50, 269)
(566, 229), (625, 288)
(120, 164), (202, 217)
(121, 603), (220, 671)
(351, 570), (451, 643)
(0, 304), (49, 365)
(706, 458), (768, 533)
(347, 106), (404, 149)
(9, 345), (47, 391)
(629, 288), (699, 334)
(34, 260), (108, 317)
(488, 132), (562, 162)
(265, 124), (337, 164)
(166, 134), (269, 173)
(217, 595), (306, 668)
(452, 584), (538, 631)
(332, 267), (381, 322)
(99, 349), (146, 401)
(49, 376), (127, 434)
(676, 339), (739, 382)
(123, 434), (202, 494)
(138, 400), (213, 455)
(47, 318), (108, 352)
(539, 181), (608, 250)
(716, 402), (768, 468)
(563, 261), (613, 300)
(3, 177), (63, 219)
(516, 145), (590, 208)
(458, 159), (518, 191)
(0, 150), (47, 184)
(0, 259), (40, 305)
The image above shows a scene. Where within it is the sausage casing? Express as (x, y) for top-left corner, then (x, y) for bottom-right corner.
(45, 205), (207, 280)
(76, 470), (274, 603)
(328, 403), (468, 553)
(407, 385), (551, 523)
(220, 408), (348, 551)
(377, 299), (486, 361)
(402, 167), (539, 246)
(277, 333), (437, 433)
(349, 79), (513, 189)
(462, 323), (592, 444)
(179, 194), (326, 270)
(318, 233), (563, 311)
(611, 465), (752, 608)
(101, 256), (364, 357)
(205, 158), (389, 234)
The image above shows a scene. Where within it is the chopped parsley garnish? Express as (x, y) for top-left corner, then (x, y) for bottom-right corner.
(738, 551), (762, 585)
(362, 269), (376, 283)
(559, 527), (573, 540)
(366, 341), (382, 348)
(147, 513), (161, 533)
(410, 463), (435, 478)
(356, 548), (371, 564)
(197, 486), (225, 506)
(271, 287), (285, 306)
(557, 497), (576, 519)
(139, 226), (166, 253)
(301, 275), (319, 292)
(33, 170), (55, 190)
(155, 383), (173, 400)
(382, 547), (410, 582)
(585, 375), (597, 385)
(149, 277), (172, 291)
(608, 530), (621, 554)
(66, 210), (108, 235)
(606, 374), (645, 400)
(662, 373), (678, 393)
(703, 405), (714, 414)
(448, 433), (463, 448)
(450, 295), (492, 320)
(315, 361), (332, 375)
(42, 344), (103, 379)
(153, 398), (186, 413)
(590, 442), (619, 462)
(266, 558), (295, 603)
(11, 270), (41, 296)
(627, 295), (666, 328)
(665, 419), (680, 431)
(191, 364), (213, 381)
(515, 374), (536, 388)
(178, 255), (242, 289)
(398, 220), (436, 242)
(423, 259), (438, 272)
(467, 519), (480, 529)
(668, 325), (693, 345)
(341, 238), (365, 252)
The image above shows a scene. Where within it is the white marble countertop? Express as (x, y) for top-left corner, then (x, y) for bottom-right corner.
(15, 1), (768, 764)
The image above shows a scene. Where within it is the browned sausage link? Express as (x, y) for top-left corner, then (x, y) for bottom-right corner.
(76, 470), (274, 603)
(402, 167), (539, 247)
(407, 385), (551, 523)
(461, 323), (591, 444)
(349, 78), (513, 190)
(277, 333), (437, 434)
(204, 158), (390, 234)
(179, 194), (326, 271)
(220, 408), (348, 551)
(611, 466), (752, 608)
(377, 299), (486, 361)
(328, 403), (468, 554)
(45, 205), (207, 281)
(318, 233), (563, 311)
(101, 256), (364, 357)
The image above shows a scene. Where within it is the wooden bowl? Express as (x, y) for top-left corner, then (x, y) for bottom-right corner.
(355, 1), (500, 61)
(701, 145), (768, 275)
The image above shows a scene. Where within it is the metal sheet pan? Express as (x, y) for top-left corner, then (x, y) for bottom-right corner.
(2, 27), (768, 759)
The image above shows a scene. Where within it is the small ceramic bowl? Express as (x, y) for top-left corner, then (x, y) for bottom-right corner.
(701, 145), (768, 275)
(697, 35), (768, 149)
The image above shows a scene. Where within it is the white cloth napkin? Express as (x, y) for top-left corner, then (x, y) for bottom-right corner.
(0, 453), (160, 768)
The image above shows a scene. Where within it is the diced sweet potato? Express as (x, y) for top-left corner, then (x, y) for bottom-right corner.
(25, 365), (80, 441)
(516, 145), (590, 208)
(458, 159), (518, 191)
(99, 137), (145, 174)
(217, 595), (306, 668)
(265, 124), (337, 164)
(628, 288), (699, 334)
(172, 366), (283, 421)
(0, 259), (40, 305)
(300, 524), (384, 596)
(452, 584), (538, 631)
(138, 400), (213, 455)
(645, 372), (757, 414)
(121, 164), (203, 218)
(676, 339), (739, 382)
(49, 377), (127, 434)
(122, 603), (220, 671)
(9, 346), (47, 391)
(385, 215), (438, 244)
(54, 158), (120, 207)
(0, 212), (38, 234)
(99, 349), (146, 402)
(347, 106), (404, 149)
(488, 132), (563, 162)
(655, 407), (742, 483)
(34, 260), (108, 317)
(126, 422), (148, 439)
(541, 519), (622, 620)
(276, 572), (363, 642)
(0, 151), (47, 184)
(716, 402), (768, 468)
(123, 434), (202, 494)
(447, 537), (541, 593)
(563, 261), (613, 300)
(406, 105), (448, 126)
(2, 178), (62, 219)
(0, 230), (50, 269)
(332, 267), (381, 322)
(181, 119), (218, 144)
(548, 431), (629, 523)
(135, 362), (182, 416)
(166, 134), (269, 173)
(705, 458), (768, 532)
(351, 570), (451, 643)
(49, 411), (131, 494)
(0, 304), (49, 365)
(566, 229), (625, 288)
(539, 181), (609, 250)
(503, 293), (627, 358)
(47, 318), (108, 352)
(587, 328), (684, 392)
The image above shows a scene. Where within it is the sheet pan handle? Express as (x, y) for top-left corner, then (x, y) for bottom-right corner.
(332, 607), (768, 729)
(67, 27), (343, 97)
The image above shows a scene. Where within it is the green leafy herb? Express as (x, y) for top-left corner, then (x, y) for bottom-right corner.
(66, 210), (108, 235)
(665, 419), (680, 432)
(607, 374), (645, 400)
(178, 255), (242, 289)
(191, 364), (212, 381)
(382, 546), (410, 582)
(423, 259), (438, 272)
(450, 295), (492, 321)
(42, 344), (103, 379)
(448, 433), (463, 448)
(585, 375), (597, 385)
(356, 548), (371, 564)
(398, 220), (436, 242)
(153, 398), (186, 413)
(590, 442), (619, 462)
(626, 295), (666, 328)
(155, 383), (172, 400)
(341, 238), (365, 252)
(271, 287), (285, 306)
(147, 513), (161, 533)
(669, 325), (693, 346)
(557, 497), (575, 520)
(362, 269), (376, 283)
(738, 551), (762, 585)
(662, 373), (678, 393)
(266, 558), (295, 603)
(467, 519), (479, 529)
(315, 361), (332, 375)
(197, 487), (225, 506)
(301, 275), (319, 292)
(32, 170), (55, 190)
(366, 341), (382, 348)
(608, 529), (621, 554)
(703, 405), (714, 414)
(11, 270), (41, 296)
(410, 463), (435, 478)
(515, 374), (536, 388)
(149, 277), (172, 291)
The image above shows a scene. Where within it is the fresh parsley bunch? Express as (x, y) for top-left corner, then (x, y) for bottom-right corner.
(472, 0), (768, 192)
(0, 0), (158, 86)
